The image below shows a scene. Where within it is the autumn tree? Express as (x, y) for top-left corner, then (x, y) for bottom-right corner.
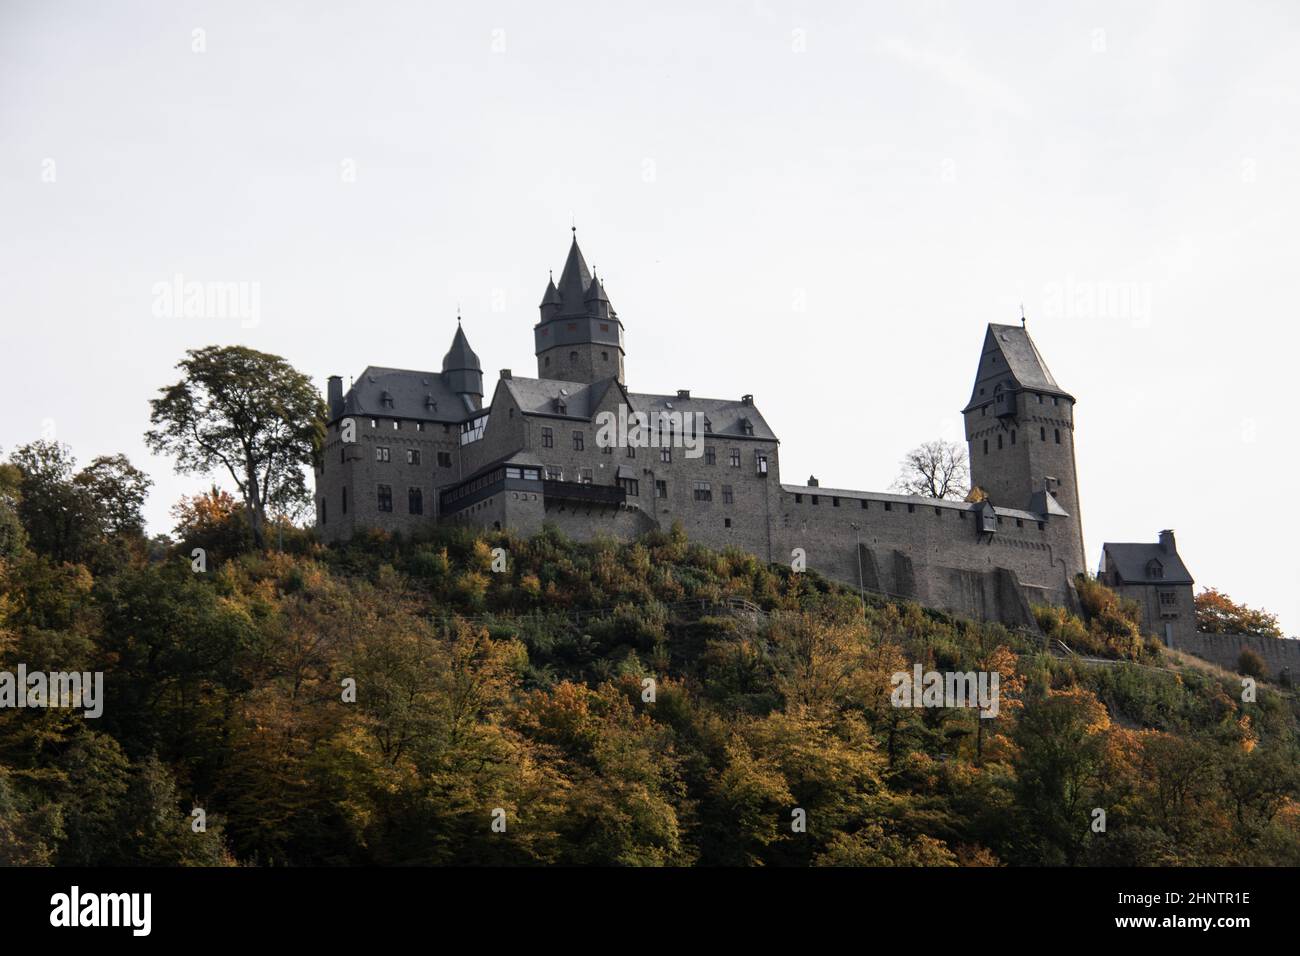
(1195, 587), (1284, 638)
(145, 346), (324, 549)
(892, 439), (970, 500)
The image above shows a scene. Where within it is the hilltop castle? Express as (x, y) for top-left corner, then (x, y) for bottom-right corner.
(313, 232), (1194, 634)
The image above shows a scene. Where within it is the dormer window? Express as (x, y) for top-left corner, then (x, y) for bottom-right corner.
(703, 417), (712, 433)
(740, 417), (754, 436)
(1146, 559), (1164, 579)
(424, 394), (437, 413)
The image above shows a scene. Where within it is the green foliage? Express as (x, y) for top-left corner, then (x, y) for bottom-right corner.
(1, 466), (1298, 866)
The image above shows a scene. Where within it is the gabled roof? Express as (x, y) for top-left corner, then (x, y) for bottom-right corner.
(338, 366), (475, 424)
(627, 392), (778, 442)
(1101, 542), (1194, 585)
(498, 375), (779, 441)
(965, 324), (1073, 411)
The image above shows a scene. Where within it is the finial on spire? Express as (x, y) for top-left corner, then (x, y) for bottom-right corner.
(1020, 303), (1026, 328)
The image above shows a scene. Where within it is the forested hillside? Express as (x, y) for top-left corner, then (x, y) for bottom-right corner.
(1, 447), (1298, 866)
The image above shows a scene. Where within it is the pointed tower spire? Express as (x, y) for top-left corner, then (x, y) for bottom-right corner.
(534, 229), (625, 385)
(442, 321), (484, 408)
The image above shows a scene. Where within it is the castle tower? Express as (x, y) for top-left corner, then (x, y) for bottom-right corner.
(442, 321), (484, 411)
(534, 231), (625, 384)
(963, 322), (1085, 574)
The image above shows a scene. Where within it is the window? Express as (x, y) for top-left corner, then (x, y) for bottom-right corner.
(981, 406), (987, 417)
(408, 487), (423, 514)
(655, 480), (667, 499)
(693, 481), (712, 502)
(1040, 426), (1046, 441)
(1054, 428), (1061, 444)
(832, 496), (840, 507)
(705, 446), (716, 466)
(572, 430), (584, 451)
(794, 493), (803, 503)
(907, 503), (915, 513)
(381, 391), (393, 408)
(579, 468), (593, 484)
(1038, 394), (1044, 404)
(983, 439), (989, 454)
(811, 495), (819, 505)
(542, 427), (554, 448)
(997, 434), (1003, 450)
(319, 498), (326, 525)
(618, 477), (640, 496)
(724, 517), (732, 528)
(601, 351), (609, 362)
(376, 446), (391, 462)
(1147, 559), (1164, 579)
(884, 502), (892, 511)
(569, 351), (578, 362)
(722, 484), (734, 504)
(369, 419), (377, 428)
(741, 420), (754, 436)
(1011, 430), (1016, 445)
(392, 420), (400, 430)
(730, 449), (741, 467)
(416, 422), (425, 432)
(602, 443), (612, 455)
(600, 323), (609, 332)
(437, 451), (452, 468)
(626, 445), (635, 458)
(703, 417), (712, 433)
(407, 449), (421, 465)
(860, 499), (868, 509)
(546, 466), (563, 481)
(755, 452), (768, 475)
(660, 447), (672, 463)
(342, 487), (347, 514)
(377, 484), (393, 512)
(1160, 590), (1177, 607)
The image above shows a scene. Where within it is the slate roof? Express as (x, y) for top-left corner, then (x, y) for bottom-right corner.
(442, 324), (481, 372)
(500, 375), (779, 441)
(1101, 542), (1194, 585)
(339, 366), (476, 424)
(965, 324), (1073, 410)
(555, 234), (594, 313)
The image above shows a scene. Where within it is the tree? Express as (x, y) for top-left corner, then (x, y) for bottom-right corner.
(1195, 587), (1284, 639)
(892, 439), (970, 500)
(145, 346), (325, 549)
(7, 440), (151, 565)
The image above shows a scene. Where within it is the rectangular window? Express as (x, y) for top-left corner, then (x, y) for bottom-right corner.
(437, 451), (452, 468)
(319, 498), (326, 525)
(377, 484), (393, 512)
(1160, 591), (1177, 607)
(546, 466), (563, 481)
(542, 427), (554, 448)
(408, 487), (423, 514)
(626, 445), (636, 458)
(655, 480), (667, 499)
(794, 493), (803, 503)
(572, 430), (584, 451)
(375, 446), (390, 462)
(602, 443), (612, 455)
(407, 449), (421, 465)
(694, 481), (712, 502)
(729, 449), (741, 467)
(660, 447), (672, 463)
(832, 496), (840, 507)
(755, 452), (768, 475)
(722, 484), (734, 504)
(580, 468), (592, 484)
(618, 477), (639, 496)
(705, 446), (716, 466)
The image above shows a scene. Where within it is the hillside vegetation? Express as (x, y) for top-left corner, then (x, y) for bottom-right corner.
(2, 473), (1298, 866)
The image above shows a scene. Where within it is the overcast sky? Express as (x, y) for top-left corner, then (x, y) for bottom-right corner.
(3, 1), (1298, 633)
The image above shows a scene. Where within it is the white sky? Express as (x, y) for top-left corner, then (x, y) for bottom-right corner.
(3, 1), (1298, 633)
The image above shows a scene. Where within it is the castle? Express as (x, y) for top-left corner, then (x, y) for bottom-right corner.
(313, 232), (1193, 634)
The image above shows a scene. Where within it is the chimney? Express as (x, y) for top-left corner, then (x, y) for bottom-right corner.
(741, 394), (753, 406)
(677, 389), (690, 399)
(1158, 529), (1176, 554)
(808, 475), (819, 487)
(500, 369), (512, 380)
(327, 375), (343, 419)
